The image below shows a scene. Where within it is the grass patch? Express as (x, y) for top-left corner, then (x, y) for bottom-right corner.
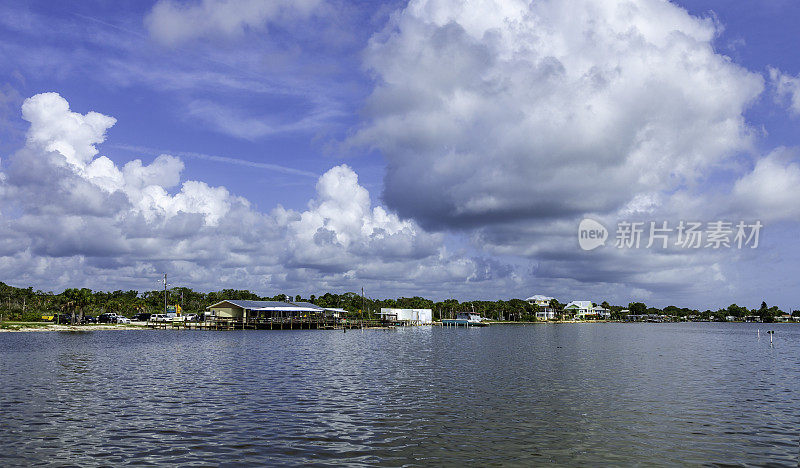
(0, 321), (52, 328)
(1, 322), (53, 330)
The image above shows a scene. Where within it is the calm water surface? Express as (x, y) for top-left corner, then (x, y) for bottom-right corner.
(1, 323), (798, 466)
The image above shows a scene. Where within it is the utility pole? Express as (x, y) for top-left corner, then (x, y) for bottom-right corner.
(163, 273), (168, 315)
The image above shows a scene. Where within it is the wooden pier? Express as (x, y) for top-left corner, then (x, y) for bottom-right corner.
(146, 317), (390, 330)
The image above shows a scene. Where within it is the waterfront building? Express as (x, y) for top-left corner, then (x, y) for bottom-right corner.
(379, 308), (433, 325)
(526, 294), (554, 307)
(535, 309), (556, 320)
(564, 300), (593, 318)
(207, 300), (336, 323)
(592, 306), (611, 319)
(527, 294), (556, 320)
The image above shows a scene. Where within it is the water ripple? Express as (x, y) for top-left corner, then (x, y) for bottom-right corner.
(1, 324), (799, 465)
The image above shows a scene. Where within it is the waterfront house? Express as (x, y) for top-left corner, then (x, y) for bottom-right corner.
(535, 309), (556, 320)
(526, 294), (556, 320)
(564, 301), (593, 318)
(526, 295), (554, 307)
(592, 306), (611, 319)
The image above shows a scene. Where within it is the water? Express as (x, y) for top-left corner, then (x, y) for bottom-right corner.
(1, 323), (798, 466)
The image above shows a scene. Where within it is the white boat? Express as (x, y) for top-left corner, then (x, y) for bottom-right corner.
(442, 312), (488, 327)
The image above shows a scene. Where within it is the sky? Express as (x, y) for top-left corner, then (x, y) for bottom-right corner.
(1, 0), (800, 310)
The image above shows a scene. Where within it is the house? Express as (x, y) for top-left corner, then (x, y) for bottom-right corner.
(526, 295), (554, 307)
(379, 308), (433, 325)
(527, 294), (556, 320)
(535, 309), (556, 320)
(593, 306), (611, 319)
(564, 301), (594, 318)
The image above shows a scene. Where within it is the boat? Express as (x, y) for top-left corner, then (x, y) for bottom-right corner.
(442, 312), (488, 327)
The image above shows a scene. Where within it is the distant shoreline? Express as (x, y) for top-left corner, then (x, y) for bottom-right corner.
(1, 320), (795, 332)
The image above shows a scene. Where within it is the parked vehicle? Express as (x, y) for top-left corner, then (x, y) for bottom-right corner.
(132, 313), (152, 321)
(53, 313), (74, 324)
(149, 314), (169, 322)
(116, 317), (131, 324)
(53, 314), (96, 324)
(98, 313), (119, 324)
(184, 314), (198, 322)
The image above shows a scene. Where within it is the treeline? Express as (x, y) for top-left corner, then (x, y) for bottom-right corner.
(0, 281), (795, 323)
(622, 301), (795, 323)
(0, 282), (538, 322)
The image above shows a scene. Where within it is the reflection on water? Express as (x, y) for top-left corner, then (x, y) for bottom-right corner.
(1, 323), (798, 465)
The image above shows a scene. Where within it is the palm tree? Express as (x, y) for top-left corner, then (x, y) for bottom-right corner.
(60, 297), (77, 325)
(76, 288), (94, 323)
(61, 288), (94, 324)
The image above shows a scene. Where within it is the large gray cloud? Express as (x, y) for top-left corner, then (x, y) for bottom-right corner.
(332, 0), (800, 307)
(353, 0), (764, 230)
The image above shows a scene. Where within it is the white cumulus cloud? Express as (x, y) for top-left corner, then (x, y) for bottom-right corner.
(18, 93), (235, 226)
(353, 0), (763, 230)
(733, 147), (800, 221)
(275, 164), (441, 270)
(22, 92), (117, 169)
(0, 93), (489, 297)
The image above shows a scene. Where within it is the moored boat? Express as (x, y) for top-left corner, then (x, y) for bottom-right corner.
(442, 312), (488, 327)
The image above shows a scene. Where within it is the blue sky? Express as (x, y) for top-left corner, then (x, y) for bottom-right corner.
(1, 0), (800, 310)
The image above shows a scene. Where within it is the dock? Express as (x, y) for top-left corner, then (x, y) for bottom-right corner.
(146, 317), (390, 330)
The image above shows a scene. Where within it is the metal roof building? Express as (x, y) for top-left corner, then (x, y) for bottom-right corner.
(207, 300), (327, 321)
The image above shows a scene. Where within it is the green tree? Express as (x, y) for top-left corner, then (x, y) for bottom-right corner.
(628, 302), (647, 315)
(758, 301), (774, 322)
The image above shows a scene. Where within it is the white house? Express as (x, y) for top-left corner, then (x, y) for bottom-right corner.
(527, 294), (556, 320)
(526, 295), (554, 307)
(592, 306), (611, 319)
(535, 309), (556, 320)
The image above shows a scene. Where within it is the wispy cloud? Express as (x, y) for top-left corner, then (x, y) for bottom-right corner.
(111, 144), (318, 178)
(185, 99), (345, 140)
